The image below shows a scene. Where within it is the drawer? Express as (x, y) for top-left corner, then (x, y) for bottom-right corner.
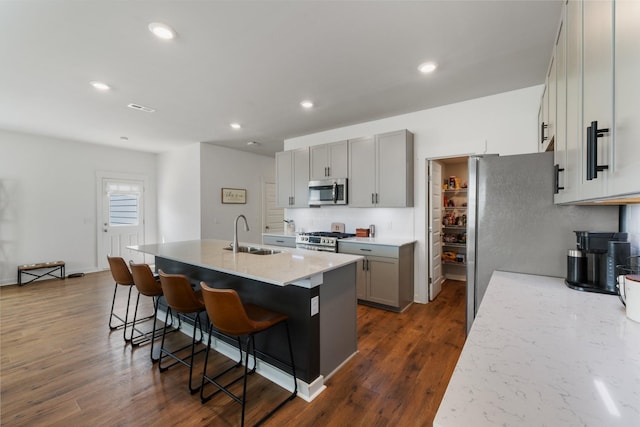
(337, 241), (399, 258)
(262, 235), (296, 248)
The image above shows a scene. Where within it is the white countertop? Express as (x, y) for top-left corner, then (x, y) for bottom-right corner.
(130, 239), (361, 288)
(339, 237), (416, 247)
(434, 271), (640, 427)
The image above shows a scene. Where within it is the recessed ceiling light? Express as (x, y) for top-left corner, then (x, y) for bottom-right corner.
(90, 81), (111, 91)
(148, 22), (175, 40)
(246, 141), (260, 146)
(418, 62), (437, 74)
(230, 123), (242, 129)
(120, 136), (129, 141)
(300, 100), (314, 109)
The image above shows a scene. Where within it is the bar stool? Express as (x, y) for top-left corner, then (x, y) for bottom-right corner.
(107, 256), (154, 342)
(129, 262), (179, 362)
(199, 282), (297, 427)
(158, 270), (206, 394)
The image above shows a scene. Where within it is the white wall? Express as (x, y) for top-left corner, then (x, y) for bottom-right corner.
(157, 143), (201, 243)
(284, 85), (543, 303)
(200, 144), (275, 244)
(0, 129), (157, 285)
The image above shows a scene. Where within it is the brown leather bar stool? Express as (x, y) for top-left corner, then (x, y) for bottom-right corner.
(107, 256), (154, 342)
(158, 270), (206, 394)
(199, 282), (297, 427)
(129, 262), (179, 362)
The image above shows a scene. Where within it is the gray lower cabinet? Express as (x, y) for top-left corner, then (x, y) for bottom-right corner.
(262, 234), (296, 248)
(338, 241), (414, 312)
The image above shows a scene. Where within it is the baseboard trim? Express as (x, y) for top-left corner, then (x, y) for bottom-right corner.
(157, 308), (325, 402)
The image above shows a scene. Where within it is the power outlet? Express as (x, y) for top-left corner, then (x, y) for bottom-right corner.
(310, 296), (319, 316)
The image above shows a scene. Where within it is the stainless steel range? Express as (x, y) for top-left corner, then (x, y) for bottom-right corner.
(296, 232), (355, 252)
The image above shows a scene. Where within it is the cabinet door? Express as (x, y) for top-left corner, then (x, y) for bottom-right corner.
(563, 0), (582, 204)
(538, 102), (545, 153)
(612, 0), (640, 197)
(291, 148), (310, 207)
(366, 256), (399, 307)
(554, 17), (568, 203)
(309, 145), (328, 181)
(581, 0), (612, 199)
(348, 136), (376, 207)
(377, 130), (413, 207)
(546, 56), (556, 151)
(275, 151), (293, 207)
(539, 85), (549, 151)
(355, 259), (366, 299)
(328, 140), (348, 178)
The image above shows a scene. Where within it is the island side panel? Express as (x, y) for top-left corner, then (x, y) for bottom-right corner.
(319, 263), (358, 378)
(155, 256), (320, 383)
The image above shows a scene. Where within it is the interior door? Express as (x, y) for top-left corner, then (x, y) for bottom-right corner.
(262, 180), (284, 233)
(428, 160), (444, 300)
(98, 178), (145, 268)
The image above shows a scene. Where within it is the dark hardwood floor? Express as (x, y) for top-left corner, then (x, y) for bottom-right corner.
(1, 272), (466, 426)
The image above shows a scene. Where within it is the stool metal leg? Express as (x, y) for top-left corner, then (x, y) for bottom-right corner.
(158, 311), (206, 394)
(200, 327), (245, 404)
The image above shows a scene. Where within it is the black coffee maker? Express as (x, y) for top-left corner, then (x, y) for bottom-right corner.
(566, 231), (629, 294)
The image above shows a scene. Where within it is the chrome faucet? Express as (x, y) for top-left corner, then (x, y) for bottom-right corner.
(232, 214), (250, 253)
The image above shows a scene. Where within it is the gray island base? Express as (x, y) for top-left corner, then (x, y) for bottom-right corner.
(130, 239), (361, 401)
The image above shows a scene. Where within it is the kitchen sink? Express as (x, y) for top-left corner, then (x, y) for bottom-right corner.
(223, 245), (282, 255)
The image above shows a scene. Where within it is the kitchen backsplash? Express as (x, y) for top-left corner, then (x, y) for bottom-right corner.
(625, 204), (640, 255)
(286, 206), (414, 238)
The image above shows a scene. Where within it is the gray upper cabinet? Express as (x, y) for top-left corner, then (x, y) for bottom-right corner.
(580, 0), (613, 200)
(276, 148), (309, 208)
(552, 0), (640, 204)
(348, 135), (376, 207)
(309, 140), (348, 180)
(554, 17), (570, 202)
(611, 0), (640, 198)
(349, 129), (414, 208)
(539, 56), (555, 153)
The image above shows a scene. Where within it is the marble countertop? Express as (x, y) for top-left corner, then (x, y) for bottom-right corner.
(434, 271), (640, 427)
(130, 239), (361, 288)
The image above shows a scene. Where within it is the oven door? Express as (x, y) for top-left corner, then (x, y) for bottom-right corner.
(308, 179), (347, 206)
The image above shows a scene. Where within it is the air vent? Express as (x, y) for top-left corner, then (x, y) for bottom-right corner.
(127, 103), (156, 113)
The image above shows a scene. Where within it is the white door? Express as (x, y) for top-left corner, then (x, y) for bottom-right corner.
(98, 178), (145, 269)
(262, 181), (284, 233)
(428, 160), (444, 300)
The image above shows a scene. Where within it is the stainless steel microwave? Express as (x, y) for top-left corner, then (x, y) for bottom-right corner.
(308, 178), (347, 206)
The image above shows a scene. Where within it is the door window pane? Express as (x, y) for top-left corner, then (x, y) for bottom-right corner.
(109, 194), (139, 226)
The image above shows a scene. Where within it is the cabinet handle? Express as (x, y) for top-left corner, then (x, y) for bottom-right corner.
(276, 240), (284, 243)
(371, 193), (375, 204)
(540, 122), (548, 144)
(375, 193), (379, 204)
(586, 120), (609, 181)
(359, 248), (372, 252)
(554, 164), (565, 194)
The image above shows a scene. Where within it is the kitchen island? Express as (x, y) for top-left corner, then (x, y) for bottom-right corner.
(434, 271), (640, 427)
(130, 239), (362, 401)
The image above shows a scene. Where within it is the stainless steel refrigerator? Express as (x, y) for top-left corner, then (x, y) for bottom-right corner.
(465, 151), (619, 333)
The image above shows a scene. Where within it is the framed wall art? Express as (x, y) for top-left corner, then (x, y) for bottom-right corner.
(221, 188), (246, 204)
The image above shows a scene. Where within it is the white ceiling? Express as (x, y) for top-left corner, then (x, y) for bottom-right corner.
(0, 0), (562, 157)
